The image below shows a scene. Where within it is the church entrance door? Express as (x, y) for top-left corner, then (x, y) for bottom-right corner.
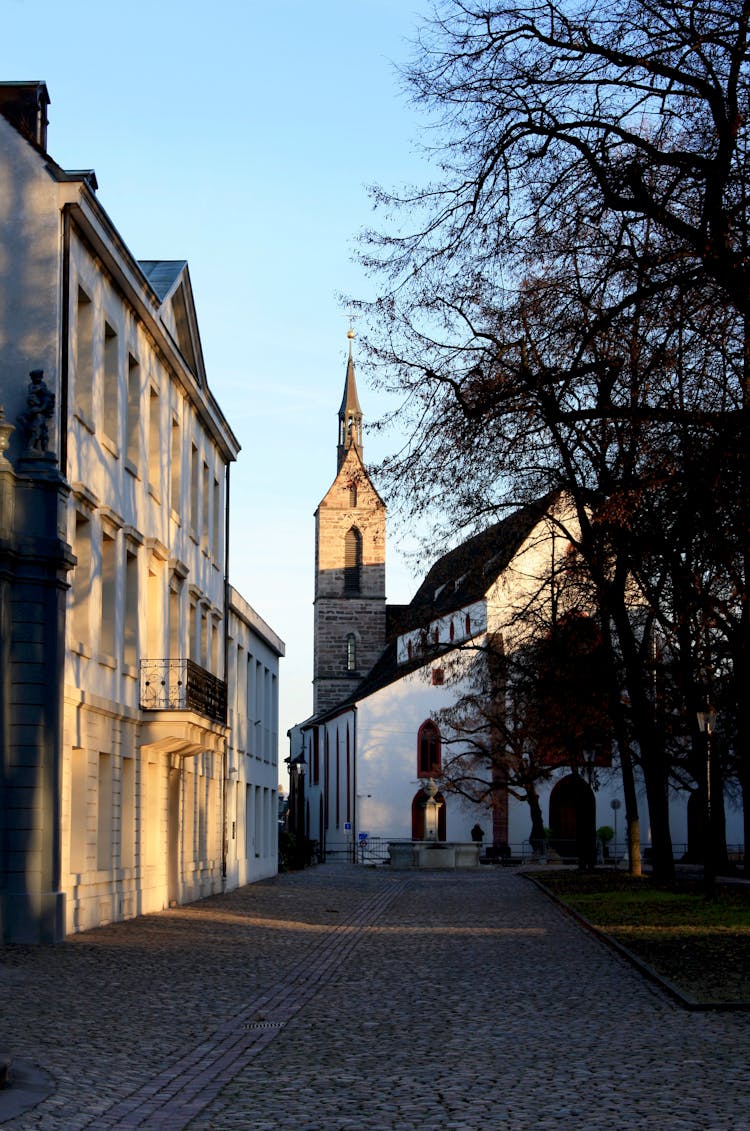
(549, 774), (596, 866)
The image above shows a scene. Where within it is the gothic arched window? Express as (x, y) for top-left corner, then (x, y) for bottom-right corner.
(417, 720), (441, 777)
(344, 527), (362, 593)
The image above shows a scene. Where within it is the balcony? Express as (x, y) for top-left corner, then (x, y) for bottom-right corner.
(140, 658), (227, 725)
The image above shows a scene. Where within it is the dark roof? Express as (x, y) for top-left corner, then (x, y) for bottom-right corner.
(305, 492), (560, 724)
(138, 260), (187, 301)
(338, 348), (362, 419)
(406, 493), (559, 627)
(0, 81), (49, 150)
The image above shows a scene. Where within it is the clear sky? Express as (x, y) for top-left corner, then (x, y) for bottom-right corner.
(4, 0), (435, 780)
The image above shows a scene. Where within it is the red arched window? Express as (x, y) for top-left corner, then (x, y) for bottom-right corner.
(417, 720), (441, 777)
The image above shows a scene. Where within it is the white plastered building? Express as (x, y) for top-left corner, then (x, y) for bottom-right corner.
(0, 83), (283, 941)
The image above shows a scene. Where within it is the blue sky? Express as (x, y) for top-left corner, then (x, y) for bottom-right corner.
(5, 0), (435, 771)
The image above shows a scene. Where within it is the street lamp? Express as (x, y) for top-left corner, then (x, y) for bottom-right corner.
(696, 706), (717, 899)
(610, 798), (621, 865)
(290, 755), (307, 841)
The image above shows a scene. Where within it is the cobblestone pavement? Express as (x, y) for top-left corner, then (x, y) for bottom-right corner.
(1, 863), (749, 1131)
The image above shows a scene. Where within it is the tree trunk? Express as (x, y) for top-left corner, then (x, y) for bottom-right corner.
(620, 744), (642, 877)
(527, 786), (546, 854)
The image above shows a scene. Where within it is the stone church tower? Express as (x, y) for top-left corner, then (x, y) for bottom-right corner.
(313, 333), (386, 714)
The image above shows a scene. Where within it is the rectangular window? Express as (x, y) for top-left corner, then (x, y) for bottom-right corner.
(254, 786), (262, 858)
(75, 287), (93, 423)
(246, 655), (254, 753)
(245, 784), (252, 860)
(201, 460), (209, 549)
(126, 355), (140, 468)
(200, 606), (208, 668)
(198, 776), (207, 862)
(169, 579), (181, 658)
(189, 599), (197, 662)
(72, 511), (91, 648)
(147, 563), (162, 659)
(124, 546), (138, 667)
(256, 660), (263, 754)
(69, 746), (88, 874)
(100, 530), (116, 657)
(212, 475), (221, 559)
(97, 752), (113, 871)
(170, 416), (181, 514)
(211, 615), (220, 674)
(185, 771), (195, 863)
(121, 755), (135, 868)
(102, 322), (118, 444)
(207, 776), (217, 862)
(312, 729), (320, 785)
(148, 386), (160, 495)
(190, 443), (199, 537)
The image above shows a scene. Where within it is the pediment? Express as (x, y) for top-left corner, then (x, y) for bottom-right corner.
(139, 260), (207, 386)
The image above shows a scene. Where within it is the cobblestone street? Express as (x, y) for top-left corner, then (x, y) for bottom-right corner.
(1, 863), (748, 1130)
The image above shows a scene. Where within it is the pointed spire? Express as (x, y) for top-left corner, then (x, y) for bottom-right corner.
(337, 329), (363, 470)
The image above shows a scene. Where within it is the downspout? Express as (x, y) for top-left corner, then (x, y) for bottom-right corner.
(352, 706), (357, 864)
(53, 204), (72, 903)
(60, 206), (71, 480)
(221, 460), (231, 885)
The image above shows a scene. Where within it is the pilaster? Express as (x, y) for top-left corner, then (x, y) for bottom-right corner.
(0, 417), (74, 943)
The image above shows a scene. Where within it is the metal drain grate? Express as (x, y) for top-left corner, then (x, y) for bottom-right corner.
(243, 1021), (285, 1030)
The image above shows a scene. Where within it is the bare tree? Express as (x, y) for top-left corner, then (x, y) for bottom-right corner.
(357, 0), (750, 880)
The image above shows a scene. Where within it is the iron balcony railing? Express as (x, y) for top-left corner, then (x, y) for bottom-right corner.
(140, 658), (227, 724)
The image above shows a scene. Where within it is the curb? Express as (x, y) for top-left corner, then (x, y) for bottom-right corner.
(524, 873), (750, 1013)
(0, 1058), (55, 1125)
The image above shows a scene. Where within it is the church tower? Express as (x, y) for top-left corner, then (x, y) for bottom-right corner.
(313, 332), (386, 714)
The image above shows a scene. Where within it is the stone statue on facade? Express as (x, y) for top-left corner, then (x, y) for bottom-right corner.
(17, 369), (55, 454)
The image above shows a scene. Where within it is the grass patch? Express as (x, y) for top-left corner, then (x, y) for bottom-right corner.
(533, 871), (750, 1004)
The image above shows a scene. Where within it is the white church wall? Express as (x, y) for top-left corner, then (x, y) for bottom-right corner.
(355, 658), (493, 845)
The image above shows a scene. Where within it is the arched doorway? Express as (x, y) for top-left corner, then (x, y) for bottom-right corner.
(411, 787), (447, 841)
(549, 773), (596, 866)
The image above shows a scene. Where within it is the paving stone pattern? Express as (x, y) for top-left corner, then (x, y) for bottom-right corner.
(1, 864), (748, 1130)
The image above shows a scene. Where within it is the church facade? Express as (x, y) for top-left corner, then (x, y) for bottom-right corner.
(289, 339), (744, 865)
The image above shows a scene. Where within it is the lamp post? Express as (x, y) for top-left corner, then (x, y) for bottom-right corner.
(610, 798), (621, 865)
(291, 755), (307, 842)
(696, 706), (717, 899)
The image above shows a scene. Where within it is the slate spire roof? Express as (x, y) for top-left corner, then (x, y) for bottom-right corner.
(337, 331), (363, 470)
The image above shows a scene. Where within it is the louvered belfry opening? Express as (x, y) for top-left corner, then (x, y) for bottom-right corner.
(344, 527), (362, 593)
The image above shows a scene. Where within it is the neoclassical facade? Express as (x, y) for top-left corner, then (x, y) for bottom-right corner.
(0, 83), (283, 941)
